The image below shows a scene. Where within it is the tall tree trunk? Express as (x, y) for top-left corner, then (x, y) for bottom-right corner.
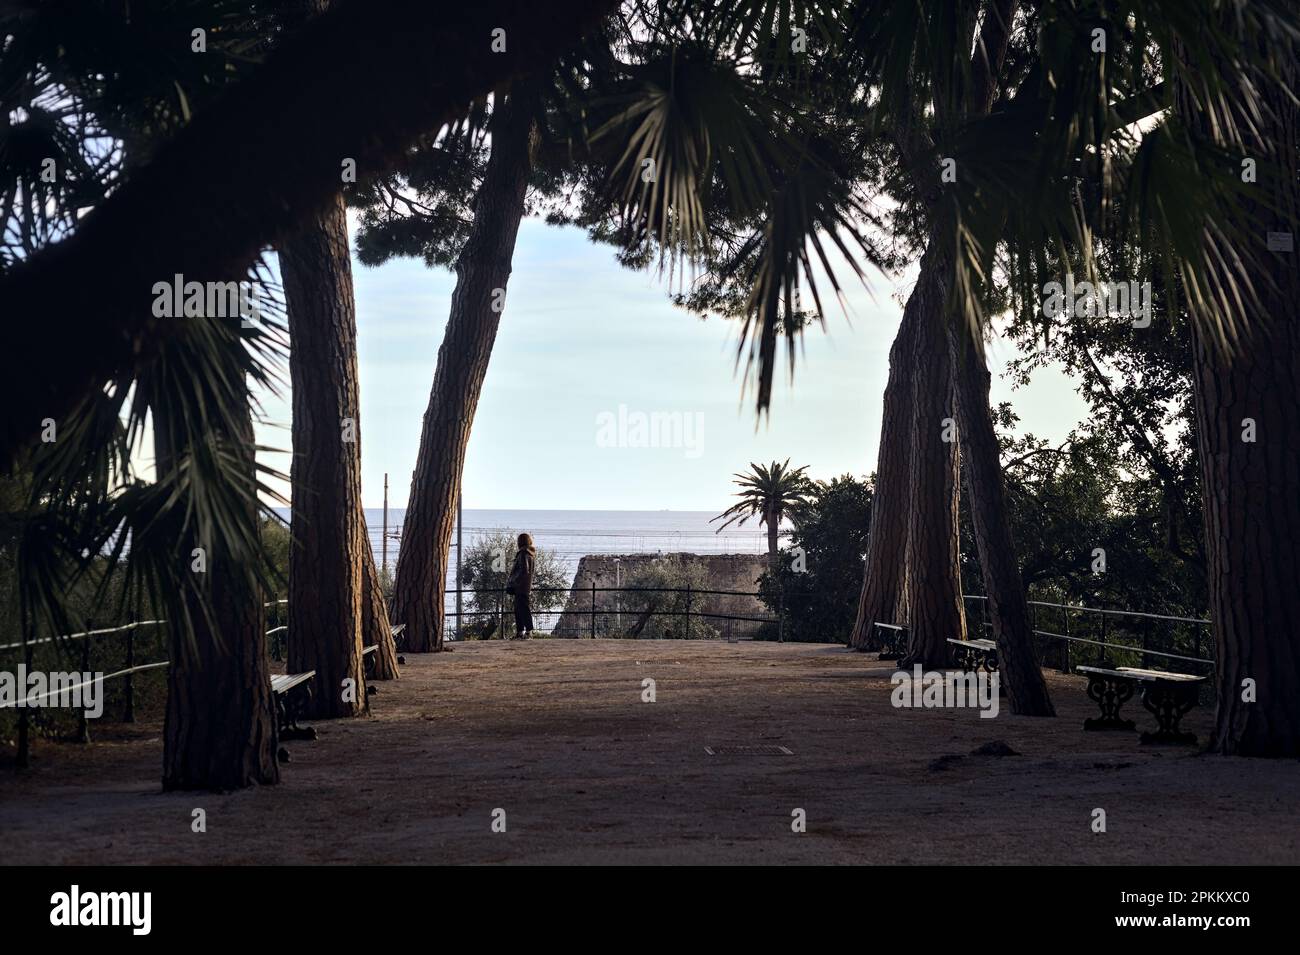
(361, 506), (400, 679)
(900, 249), (967, 668)
(766, 509), (780, 576)
(849, 288), (921, 650)
(1177, 52), (1300, 756)
(950, 325), (1056, 715)
(392, 94), (539, 651)
(0, 0), (619, 471)
(279, 191), (369, 718)
(158, 404), (279, 791)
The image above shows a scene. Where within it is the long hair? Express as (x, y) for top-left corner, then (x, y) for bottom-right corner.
(517, 532), (534, 553)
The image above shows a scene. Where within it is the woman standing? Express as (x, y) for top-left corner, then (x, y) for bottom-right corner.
(506, 532), (536, 639)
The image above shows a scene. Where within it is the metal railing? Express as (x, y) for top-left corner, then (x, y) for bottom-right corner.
(962, 595), (1214, 673)
(443, 584), (787, 641)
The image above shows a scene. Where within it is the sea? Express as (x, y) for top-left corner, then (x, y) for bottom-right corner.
(359, 508), (770, 583)
(268, 508), (773, 634)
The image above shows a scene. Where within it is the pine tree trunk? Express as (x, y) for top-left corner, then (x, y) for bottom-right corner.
(361, 507), (400, 679)
(391, 95), (539, 652)
(849, 286), (920, 650)
(279, 192), (368, 718)
(159, 404), (278, 791)
(950, 324), (1055, 715)
(1176, 53), (1300, 756)
(900, 249), (967, 668)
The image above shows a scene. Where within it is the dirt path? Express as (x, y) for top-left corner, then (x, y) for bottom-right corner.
(2, 640), (1297, 864)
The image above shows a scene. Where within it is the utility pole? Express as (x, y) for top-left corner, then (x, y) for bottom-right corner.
(381, 472), (388, 577)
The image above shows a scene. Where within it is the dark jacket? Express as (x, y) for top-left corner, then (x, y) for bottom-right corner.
(507, 547), (535, 596)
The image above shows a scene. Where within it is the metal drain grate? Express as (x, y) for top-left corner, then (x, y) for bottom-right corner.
(704, 744), (793, 756)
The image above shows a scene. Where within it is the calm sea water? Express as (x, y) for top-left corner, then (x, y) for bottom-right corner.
(271, 508), (773, 634)
(360, 508), (770, 582)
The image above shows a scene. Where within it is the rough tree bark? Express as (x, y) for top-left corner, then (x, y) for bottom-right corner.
(900, 247), (967, 668)
(1176, 50), (1300, 756)
(158, 404), (279, 791)
(949, 325), (1056, 715)
(849, 287), (921, 650)
(392, 94), (540, 651)
(279, 192), (369, 718)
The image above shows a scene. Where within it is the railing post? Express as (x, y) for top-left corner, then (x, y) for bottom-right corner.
(590, 580), (596, 639)
(17, 637), (33, 767)
(123, 624), (136, 723)
(685, 584), (692, 640)
(78, 623), (92, 744)
(778, 591), (785, 644)
(498, 590), (504, 640)
(1059, 605), (1071, 673)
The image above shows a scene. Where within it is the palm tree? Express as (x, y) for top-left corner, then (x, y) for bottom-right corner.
(711, 460), (812, 576)
(596, 0), (1299, 730)
(0, 0), (621, 470)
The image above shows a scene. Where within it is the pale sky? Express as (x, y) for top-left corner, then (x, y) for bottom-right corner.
(252, 215), (1090, 511)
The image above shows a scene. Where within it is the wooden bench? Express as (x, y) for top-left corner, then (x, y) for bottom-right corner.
(362, 644), (378, 680)
(271, 670), (317, 741)
(948, 637), (998, 673)
(874, 623), (908, 660)
(390, 623), (407, 650)
(1076, 665), (1206, 745)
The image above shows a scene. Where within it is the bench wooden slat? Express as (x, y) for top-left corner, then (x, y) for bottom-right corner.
(271, 670), (316, 695)
(947, 638), (996, 650)
(1077, 665), (1203, 683)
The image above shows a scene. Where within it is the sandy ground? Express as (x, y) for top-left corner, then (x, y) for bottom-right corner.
(2, 639), (1297, 865)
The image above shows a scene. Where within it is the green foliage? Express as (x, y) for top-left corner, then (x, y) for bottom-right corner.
(758, 474), (872, 643)
(618, 556), (718, 640)
(457, 530), (568, 638)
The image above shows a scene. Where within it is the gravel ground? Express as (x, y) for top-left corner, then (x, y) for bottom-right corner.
(2, 639), (1297, 865)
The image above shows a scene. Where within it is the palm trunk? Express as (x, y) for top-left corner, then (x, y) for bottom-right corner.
(900, 248), (967, 668)
(766, 509), (780, 576)
(279, 191), (369, 718)
(849, 285), (920, 650)
(950, 324), (1055, 715)
(1177, 54), (1300, 756)
(158, 404), (278, 791)
(392, 94), (539, 652)
(0, 0), (619, 471)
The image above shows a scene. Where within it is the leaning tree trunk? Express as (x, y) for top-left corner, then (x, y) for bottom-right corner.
(900, 248), (967, 668)
(849, 285), (921, 650)
(280, 191), (368, 718)
(0, 0), (619, 471)
(950, 325), (1055, 715)
(391, 94), (539, 652)
(158, 402), (279, 791)
(1176, 51), (1300, 756)
(361, 506), (400, 679)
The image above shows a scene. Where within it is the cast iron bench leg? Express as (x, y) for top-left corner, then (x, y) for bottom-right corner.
(1139, 683), (1198, 745)
(281, 684), (318, 741)
(1083, 673), (1136, 731)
